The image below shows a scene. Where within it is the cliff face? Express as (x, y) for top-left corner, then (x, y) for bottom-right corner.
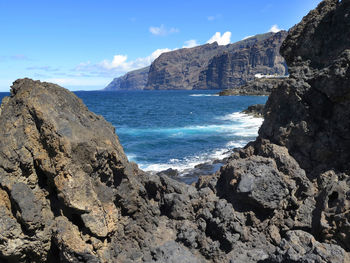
(104, 66), (149, 91)
(1, 0), (350, 262)
(197, 32), (287, 89)
(145, 31), (287, 90)
(105, 32), (287, 91)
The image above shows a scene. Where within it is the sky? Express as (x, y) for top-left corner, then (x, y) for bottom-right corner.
(0, 0), (321, 92)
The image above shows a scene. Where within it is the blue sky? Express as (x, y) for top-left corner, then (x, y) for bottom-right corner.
(0, 0), (321, 91)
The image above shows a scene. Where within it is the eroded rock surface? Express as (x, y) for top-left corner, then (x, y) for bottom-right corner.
(1, 0), (350, 262)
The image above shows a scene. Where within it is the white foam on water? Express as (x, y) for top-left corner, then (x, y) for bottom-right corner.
(131, 111), (264, 174)
(217, 112), (263, 137)
(189, 94), (219, 97)
(140, 143), (238, 173)
(140, 147), (228, 172)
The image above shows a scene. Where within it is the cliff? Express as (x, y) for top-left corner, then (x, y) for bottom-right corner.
(195, 32), (287, 90)
(105, 32), (287, 91)
(146, 31), (287, 90)
(104, 66), (149, 91)
(1, 0), (350, 262)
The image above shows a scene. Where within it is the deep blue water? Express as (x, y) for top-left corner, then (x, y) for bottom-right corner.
(0, 90), (267, 172)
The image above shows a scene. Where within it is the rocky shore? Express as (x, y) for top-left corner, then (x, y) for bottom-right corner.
(1, 0), (350, 262)
(218, 77), (284, 96)
(242, 104), (265, 118)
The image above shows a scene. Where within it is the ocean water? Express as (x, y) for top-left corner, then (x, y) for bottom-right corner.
(75, 90), (267, 172)
(0, 90), (267, 173)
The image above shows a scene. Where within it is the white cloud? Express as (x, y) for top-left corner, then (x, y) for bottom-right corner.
(149, 24), (179, 36)
(207, 32), (231, 45)
(100, 55), (128, 70)
(182, 40), (199, 48)
(75, 48), (174, 77)
(269, 24), (281, 33)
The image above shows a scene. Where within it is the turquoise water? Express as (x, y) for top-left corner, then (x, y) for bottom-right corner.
(0, 90), (267, 172)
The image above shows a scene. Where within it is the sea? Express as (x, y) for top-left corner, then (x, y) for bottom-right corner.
(0, 90), (267, 174)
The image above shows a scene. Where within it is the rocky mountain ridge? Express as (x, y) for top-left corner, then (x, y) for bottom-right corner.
(1, 0), (350, 262)
(105, 31), (287, 91)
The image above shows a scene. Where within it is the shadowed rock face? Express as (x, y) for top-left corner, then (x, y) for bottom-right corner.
(1, 0), (350, 262)
(144, 32), (287, 90)
(196, 32), (287, 90)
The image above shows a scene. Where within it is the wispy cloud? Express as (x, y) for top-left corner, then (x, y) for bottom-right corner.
(11, 54), (30, 60)
(269, 24), (282, 33)
(26, 66), (60, 72)
(182, 40), (199, 48)
(0, 54), (31, 61)
(207, 32), (231, 45)
(149, 24), (179, 36)
(207, 14), (222, 21)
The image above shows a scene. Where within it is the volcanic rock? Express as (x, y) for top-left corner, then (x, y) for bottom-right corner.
(242, 104), (265, 118)
(195, 32), (287, 90)
(1, 0), (350, 262)
(219, 77), (284, 96)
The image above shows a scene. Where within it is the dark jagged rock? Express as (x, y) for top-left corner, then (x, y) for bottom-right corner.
(156, 168), (179, 177)
(242, 104), (265, 118)
(104, 66), (149, 91)
(1, 0), (350, 262)
(219, 77), (284, 96)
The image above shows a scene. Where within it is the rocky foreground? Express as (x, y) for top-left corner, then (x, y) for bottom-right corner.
(1, 0), (350, 262)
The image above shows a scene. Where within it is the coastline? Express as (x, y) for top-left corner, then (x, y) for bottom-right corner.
(144, 110), (265, 184)
(2, 1), (350, 262)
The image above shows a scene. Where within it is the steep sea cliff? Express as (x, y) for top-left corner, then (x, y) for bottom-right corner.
(0, 0), (350, 262)
(106, 31), (287, 91)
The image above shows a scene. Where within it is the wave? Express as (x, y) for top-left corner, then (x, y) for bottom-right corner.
(126, 111), (263, 173)
(139, 147), (231, 172)
(189, 94), (219, 97)
(137, 139), (250, 173)
(119, 122), (262, 138)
